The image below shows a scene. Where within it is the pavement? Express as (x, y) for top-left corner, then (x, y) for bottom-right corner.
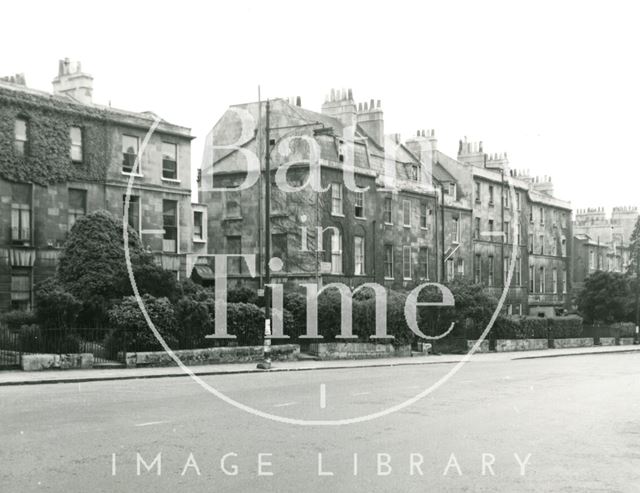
(2, 351), (640, 492)
(1, 344), (639, 386)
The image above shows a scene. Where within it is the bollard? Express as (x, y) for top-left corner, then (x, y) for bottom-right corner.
(635, 326), (639, 345)
(257, 319), (272, 369)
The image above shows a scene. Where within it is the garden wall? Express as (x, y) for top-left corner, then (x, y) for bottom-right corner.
(495, 339), (548, 352)
(306, 342), (411, 360)
(599, 337), (616, 346)
(21, 353), (94, 371)
(466, 340), (490, 353)
(551, 338), (594, 349)
(126, 344), (300, 368)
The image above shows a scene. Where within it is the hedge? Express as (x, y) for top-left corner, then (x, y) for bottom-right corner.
(548, 316), (584, 339)
(489, 315), (584, 339)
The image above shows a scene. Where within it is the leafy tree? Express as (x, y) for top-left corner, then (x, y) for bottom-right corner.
(33, 278), (82, 329)
(108, 295), (178, 351)
(627, 216), (640, 326)
(418, 279), (499, 339)
(57, 210), (178, 325)
(578, 271), (631, 323)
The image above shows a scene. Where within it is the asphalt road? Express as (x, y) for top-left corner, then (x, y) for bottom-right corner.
(1, 353), (639, 492)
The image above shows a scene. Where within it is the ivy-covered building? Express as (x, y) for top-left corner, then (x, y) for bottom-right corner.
(0, 59), (196, 311)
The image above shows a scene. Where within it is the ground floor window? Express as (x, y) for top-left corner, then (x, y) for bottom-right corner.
(11, 268), (31, 311)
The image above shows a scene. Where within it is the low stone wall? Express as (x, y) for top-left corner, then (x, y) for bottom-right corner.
(22, 353), (94, 371)
(599, 337), (616, 346)
(466, 340), (490, 353)
(126, 344), (300, 368)
(551, 338), (594, 349)
(306, 342), (411, 360)
(495, 339), (548, 352)
(619, 337), (635, 346)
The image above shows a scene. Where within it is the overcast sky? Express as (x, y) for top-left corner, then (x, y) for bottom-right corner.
(2, 0), (639, 213)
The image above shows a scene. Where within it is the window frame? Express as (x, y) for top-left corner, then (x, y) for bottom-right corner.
(402, 200), (411, 228)
(402, 245), (412, 280)
(354, 191), (365, 219)
(384, 244), (394, 279)
(70, 126), (83, 163)
(122, 135), (140, 175)
(331, 183), (343, 216)
(14, 118), (29, 157)
(162, 199), (178, 253)
(161, 141), (179, 181)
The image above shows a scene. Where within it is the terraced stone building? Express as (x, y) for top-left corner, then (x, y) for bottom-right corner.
(0, 59), (196, 311)
(200, 89), (573, 316)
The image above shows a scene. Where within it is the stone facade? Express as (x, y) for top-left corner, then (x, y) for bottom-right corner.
(200, 89), (574, 317)
(0, 59), (200, 312)
(572, 207), (635, 301)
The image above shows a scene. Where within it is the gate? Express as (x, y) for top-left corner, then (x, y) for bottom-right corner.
(0, 327), (127, 370)
(0, 330), (22, 369)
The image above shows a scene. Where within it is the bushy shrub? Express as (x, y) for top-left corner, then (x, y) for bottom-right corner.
(226, 302), (264, 346)
(548, 316), (584, 338)
(283, 291), (306, 339)
(385, 290), (415, 346)
(174, 296), (213, 348)
(34, 278), (82, 329)
(609, 322), (636, 338)
(491, 316), (548, 339)
(108, 295), (178, 351)
(228, 286), (260, 305)
(18, 324), (42, 352)
(1, 311), (37, 332)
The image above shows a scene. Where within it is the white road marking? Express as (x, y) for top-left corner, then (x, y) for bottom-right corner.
(320, 384), (326, 409)
(352, 391), (371, 396)
(134, 420), (169, 427)
(273, 402), (297, 408)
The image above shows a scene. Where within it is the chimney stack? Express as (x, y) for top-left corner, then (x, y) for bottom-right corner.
(52, 58), (93, 104)
(321, 87), (357, 133)
(0, 73), (26, 86)
(356, 96), (384, 146)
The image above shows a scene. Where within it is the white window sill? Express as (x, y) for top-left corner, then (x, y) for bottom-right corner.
(384, 277), (394, 281)
(354, 216), (367, 221)
(161, 177), (181, 183)
(384, 222), (393, 226)
(331, 212), (345, 218)
(193, 238), (207, 244)
(403, 224), (411, 229)
(122, 171), (143, 178)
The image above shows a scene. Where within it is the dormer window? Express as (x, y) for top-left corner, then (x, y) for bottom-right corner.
(408, 164), (418, 181)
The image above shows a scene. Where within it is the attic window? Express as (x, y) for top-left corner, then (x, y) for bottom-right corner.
(269, 139), (276, 146)
(408, 165), (418, 181)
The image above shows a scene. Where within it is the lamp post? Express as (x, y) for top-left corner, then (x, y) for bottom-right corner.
(257, 100), (273, 369)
